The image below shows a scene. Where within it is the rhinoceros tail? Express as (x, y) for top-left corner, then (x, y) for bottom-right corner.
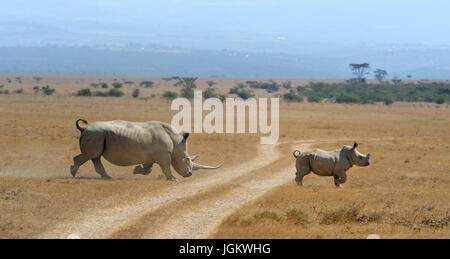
(76, 119), (88, 134)
(293, 150), (301, 158)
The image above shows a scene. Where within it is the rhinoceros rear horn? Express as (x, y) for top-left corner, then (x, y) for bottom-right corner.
(352, 142), (358, 149)
(193, 162), (222, 170)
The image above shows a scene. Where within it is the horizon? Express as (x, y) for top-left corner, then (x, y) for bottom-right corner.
(1, 1), (449, 79)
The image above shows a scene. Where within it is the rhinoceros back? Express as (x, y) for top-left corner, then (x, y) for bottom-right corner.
(87, 120), (173, 166)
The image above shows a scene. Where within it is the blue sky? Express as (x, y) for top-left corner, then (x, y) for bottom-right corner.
(1, 0), (449, 46)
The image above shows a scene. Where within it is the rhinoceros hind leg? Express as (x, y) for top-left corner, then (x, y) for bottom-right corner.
(295, 168), (311, 186)
(71, 154), (89, 177)
(92, 157), (111, 180)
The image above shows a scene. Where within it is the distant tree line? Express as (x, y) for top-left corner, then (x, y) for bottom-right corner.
(282, 81), (450, 105)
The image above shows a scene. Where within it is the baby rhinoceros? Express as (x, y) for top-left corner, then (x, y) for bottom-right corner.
(293, 142), (370, 187)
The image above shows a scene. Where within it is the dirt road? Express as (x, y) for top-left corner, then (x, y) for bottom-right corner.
(39, 137), (400, 239)
(37, 142), (295, 238)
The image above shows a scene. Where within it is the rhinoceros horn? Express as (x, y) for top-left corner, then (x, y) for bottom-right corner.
(192, 162), (223, 170)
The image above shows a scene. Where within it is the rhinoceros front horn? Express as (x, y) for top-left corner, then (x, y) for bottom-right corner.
(192, 162), (223, 170)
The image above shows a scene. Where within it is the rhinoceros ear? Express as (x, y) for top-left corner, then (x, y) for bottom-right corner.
(352, 142), (358, 149)
(182, 132), (190, 143)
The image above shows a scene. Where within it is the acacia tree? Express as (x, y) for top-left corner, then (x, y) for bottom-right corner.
(207, 81), (216, 87)
(392, 76), (402, 86)
(349, 63), (370, 83)
(174, 77), (198, 99)
(374, 69), (388, 82)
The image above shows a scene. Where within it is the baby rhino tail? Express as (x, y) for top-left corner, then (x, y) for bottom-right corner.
(293, 150), (301, 158)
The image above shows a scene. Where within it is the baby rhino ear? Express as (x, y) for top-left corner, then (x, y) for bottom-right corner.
(352, 142), (358, 149)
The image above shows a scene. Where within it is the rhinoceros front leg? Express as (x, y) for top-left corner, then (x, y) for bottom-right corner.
(133, 163), (153, 175)
(160, 162), (178, 182)
(92, 157), (112, 180)
(334, 172), (347, 188)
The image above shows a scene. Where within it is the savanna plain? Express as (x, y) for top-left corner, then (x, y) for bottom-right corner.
(0, 75), (449, 239)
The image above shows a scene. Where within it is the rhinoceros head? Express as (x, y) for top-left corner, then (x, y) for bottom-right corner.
(171, 132), (222, 177)
(348, 142), (371, 167)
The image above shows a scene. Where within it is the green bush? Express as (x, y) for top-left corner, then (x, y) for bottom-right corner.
(107, 88), (124, 97)
(132, 88), (140, 98)
(93, 91), (108, 97)
(112, 82), (123, 88)
(162, 91), (179, 101)
(100, 83), (109, 89)
(203, 88), (220, 99)
(76, 88), (92, 96)
(282, 81), (292, 90)
(229, 87), (239, 94)
(282, 90), (303, 102)
(14, 89), (24, 94)
(92, 89), (124, 97)
(41, 85), (55, 96)
(291, 81), (450, 105)
(237, 89), (254, 100)
(246, 80), (280, 93)
(140, 81), (154, 88)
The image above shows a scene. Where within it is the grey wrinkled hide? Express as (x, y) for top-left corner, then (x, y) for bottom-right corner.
(293, 142), (370, 187)
(70, 119), (221, 180)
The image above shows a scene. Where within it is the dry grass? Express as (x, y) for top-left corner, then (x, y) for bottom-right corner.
(0, 74), (449, 239)
(213, 117), (450, 238)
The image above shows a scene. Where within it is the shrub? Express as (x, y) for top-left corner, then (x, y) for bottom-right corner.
(307, 95), (323, 103)
(229, 87), (239, 94)
(132, 88), (140, 98)
(107, 88), (124, 97)
(91, 89), (124, 97)
(253, 211), (281, 222)
(0, 90), (9, 94)
(203, 88), (220, 99)
(14, 89), (23, 94)
(93, 91), (108, 97)
(247, 80), (280, 93)
(90, 83), (100, 88)
(229, 87), (254, 100)
(320, 203), (363, 224)
(76, 88), (92, 96)
(335, 93), (359, 103)
(286, 209), (310, 225)
(100, 83), (109, 89)
(207, 81), (216, 87)
(237, 89), (254, 100)
(41, 85), (55, 96)
(0, 85), (3, 89)
(112, 82), (123, 88)
(282, 90), (303, 102)
(33, 86), (40, 93)
(282, 81), (292, 90)
(383, 96), (394, 105)
(162, 91), (179, 101)
(140, 81), (154, 88)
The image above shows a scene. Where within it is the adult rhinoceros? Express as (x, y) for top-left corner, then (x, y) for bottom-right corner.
(70, 119), (221, 180)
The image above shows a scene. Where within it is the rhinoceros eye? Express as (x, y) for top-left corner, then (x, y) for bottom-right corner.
(358, 155), (363, 159)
